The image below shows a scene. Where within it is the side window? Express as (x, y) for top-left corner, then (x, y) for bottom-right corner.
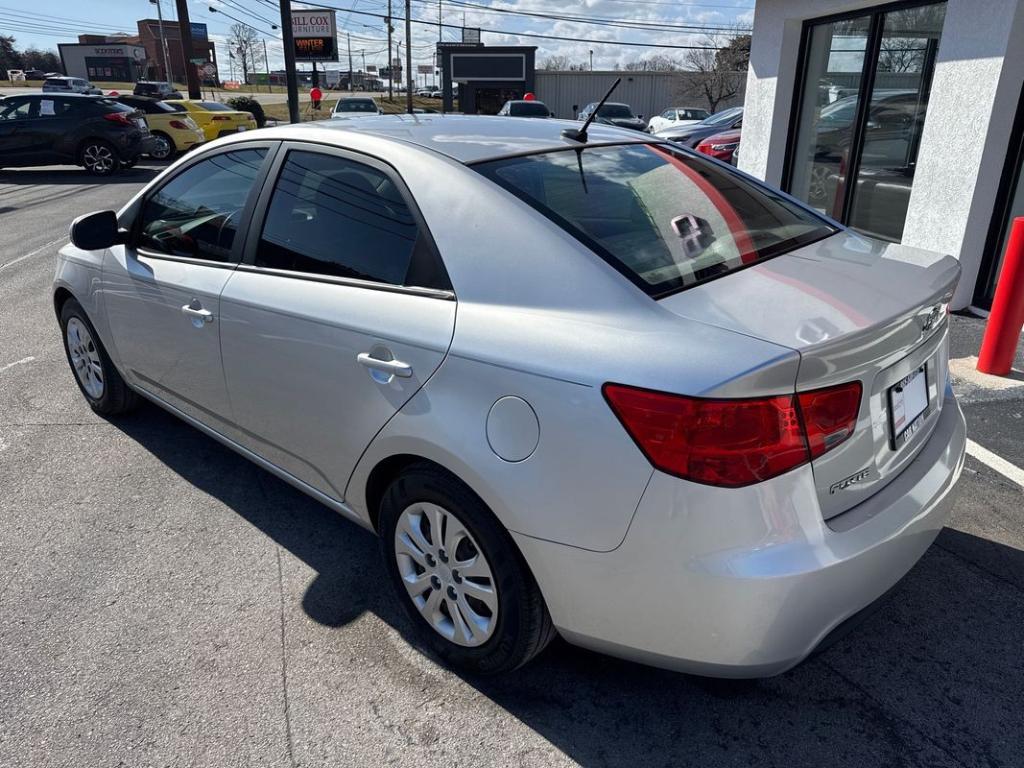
(137, 148), (267, 262)
(256, 150), (421, 286)
(0, 98), (35, 120)
(661, 109), (675, 119)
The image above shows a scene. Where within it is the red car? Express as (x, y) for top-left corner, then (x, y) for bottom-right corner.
(695, 128), (741, 163)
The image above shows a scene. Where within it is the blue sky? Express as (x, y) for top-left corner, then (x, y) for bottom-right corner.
(1, 0), (755, 73)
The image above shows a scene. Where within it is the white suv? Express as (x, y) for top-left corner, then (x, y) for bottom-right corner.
(42, 77), (102, 95)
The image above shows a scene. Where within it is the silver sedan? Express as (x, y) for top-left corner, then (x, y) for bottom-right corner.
(52, 115), (966, 677)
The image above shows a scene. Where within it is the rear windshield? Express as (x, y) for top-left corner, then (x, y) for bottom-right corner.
(700, 107), (742, 126)
(597, 104), (633, 118)
(44, 79), (68, 87)
(336, 100), (377, 112)
(474, 143), (836, 297)
(198, 101), (232, 111)
(510, 101), (549, 116)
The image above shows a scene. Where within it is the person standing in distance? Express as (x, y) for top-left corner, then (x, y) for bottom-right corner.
(310, 85), (323, 111)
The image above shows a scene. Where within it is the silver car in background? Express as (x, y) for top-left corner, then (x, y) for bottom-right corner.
(52, 116), (966, 677)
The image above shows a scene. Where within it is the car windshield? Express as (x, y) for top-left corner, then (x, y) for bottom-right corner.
(510, 102), (549, 116)
(596, 104), (634, 118)
(44, 79), (67, 86)
(198, 101), (232, 111)
(700, 107), (742, 126)
(474, 143), (835, 297)
(336, 100), (377, 112)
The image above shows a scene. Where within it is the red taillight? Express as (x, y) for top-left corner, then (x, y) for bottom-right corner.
(797, 382), (862, 458)
(603, 381), (862, 488)
(103, 111), (132, 125)
(168, 119), (189, 129)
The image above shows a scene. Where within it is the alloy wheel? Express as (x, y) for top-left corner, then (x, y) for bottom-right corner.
(66, 317), (104, 399)
(150, 134), (172, 160)
(82, 143), (116, 174)
(394, 502), (499, 647)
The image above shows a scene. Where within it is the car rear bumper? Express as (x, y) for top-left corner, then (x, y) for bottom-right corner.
(513, 385), (966, 677)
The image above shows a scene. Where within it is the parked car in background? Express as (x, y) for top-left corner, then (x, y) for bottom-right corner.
(54, 115), (965, 678)
(655, 105), (743, 147)
(497, 99), (552, 117)
(42, 76), (102, 95)
(133, 81), (183, 100)
(429, 90), (443, 98)
(114, 95), (204, 159)
(165, 100), (258, 141)
(22, 69), (50, 80)
(647, 106), (710, 133)
(695, 128), (741, 164)
(577, 101), (646, 131)
(332, 97), (383, 119)
(0, 93), (153, 175)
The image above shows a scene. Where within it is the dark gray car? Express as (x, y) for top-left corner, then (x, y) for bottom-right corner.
(655, 105), (743, 147)
(576, 101), (646, 131)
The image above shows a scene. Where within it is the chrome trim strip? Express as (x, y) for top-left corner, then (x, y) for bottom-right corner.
(232, 263), (456, 300)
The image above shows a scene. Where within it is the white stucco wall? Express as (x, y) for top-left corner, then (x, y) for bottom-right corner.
(739, 0), (1024, 309)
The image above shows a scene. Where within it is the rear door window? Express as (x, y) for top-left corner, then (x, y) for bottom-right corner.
(136, 148), (268, 262)
(474, 143), (836, 296)
(254, 150), (435, 287)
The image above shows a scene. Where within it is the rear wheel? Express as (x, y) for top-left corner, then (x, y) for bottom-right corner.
(79, 140), (119, 176)
(380, 463), (556, 675)
(149, 131), (175, 160)
(59, 298), (138, 415)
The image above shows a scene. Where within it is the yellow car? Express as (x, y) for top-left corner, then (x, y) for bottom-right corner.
(166, 100), (259, 142)
(114, 95), (206, 160)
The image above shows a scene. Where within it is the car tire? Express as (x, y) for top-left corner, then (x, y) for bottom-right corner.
(149, 131), (175, 160)
(79, 140), (119, 176)
(379, 462), (556, 675)
(59, 298), (139, 416)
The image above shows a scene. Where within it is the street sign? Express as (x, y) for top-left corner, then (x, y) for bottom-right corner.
(462, 27), (481, 44)
(291, 8), (339, 63)
(201, 63), (217, 78)
(417, 65), (433, 74)
(190, 57), (205, 64)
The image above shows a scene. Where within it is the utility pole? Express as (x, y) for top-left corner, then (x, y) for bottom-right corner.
(386, 0), (393, 101)
(590, 50), (594, 71)
(347, 32), (353, 91)
(150, 0), (173, 87)
(361, 49), (366, 75)
(278, 0), (300, 123)
(404, 0), (413, 113)
(263, 38), (270, 94)
(174, 0), (201, 98)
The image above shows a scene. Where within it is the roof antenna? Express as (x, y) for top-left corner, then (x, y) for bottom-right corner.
(562, 77), (621, 144)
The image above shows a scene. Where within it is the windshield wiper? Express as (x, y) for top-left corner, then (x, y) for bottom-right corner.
(562, 77), (621, 144)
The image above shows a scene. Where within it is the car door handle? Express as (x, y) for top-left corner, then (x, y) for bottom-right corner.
(181, 303), (214, 323)
(357, 353), (413, 378)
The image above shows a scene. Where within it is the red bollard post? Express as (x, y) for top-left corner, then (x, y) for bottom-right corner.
(978, 217), (1024, 375)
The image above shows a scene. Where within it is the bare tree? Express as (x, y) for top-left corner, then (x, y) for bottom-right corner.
(226, 23), (260, 83)
(621, 54), (680, 72)
(540, 55), (588, 71)
(680, 33), (749, 112)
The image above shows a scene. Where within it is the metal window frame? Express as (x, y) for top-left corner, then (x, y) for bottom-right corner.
(782, 0), (947, 229)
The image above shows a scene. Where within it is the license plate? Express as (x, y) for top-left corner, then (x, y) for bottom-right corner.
(889, 366), (929, 449)
(135, 118), (147, 129)
(237, 125), (247, 132)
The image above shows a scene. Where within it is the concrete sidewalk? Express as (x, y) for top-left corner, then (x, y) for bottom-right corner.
(948, 314), (1024, 404)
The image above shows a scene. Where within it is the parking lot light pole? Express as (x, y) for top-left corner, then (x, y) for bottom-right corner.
(405, 0), (413, 114)
(149, 0), (173, 87)
(278, 0), (301, 123)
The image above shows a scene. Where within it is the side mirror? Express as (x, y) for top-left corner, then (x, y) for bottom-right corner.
(638, 114), (644, 120)
(70, 210), (123, 251)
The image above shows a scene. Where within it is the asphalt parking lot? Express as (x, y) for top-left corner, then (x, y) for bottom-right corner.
(1, 163), (1023, 768)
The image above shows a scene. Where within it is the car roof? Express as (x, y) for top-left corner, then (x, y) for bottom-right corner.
(247, 114), (655, 164)
(19, 93), (104, 99)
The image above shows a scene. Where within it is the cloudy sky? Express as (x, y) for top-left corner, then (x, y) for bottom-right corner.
(2, 0), (754, 74)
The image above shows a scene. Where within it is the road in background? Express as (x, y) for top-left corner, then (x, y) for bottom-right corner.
(1, 165), (1022, 767)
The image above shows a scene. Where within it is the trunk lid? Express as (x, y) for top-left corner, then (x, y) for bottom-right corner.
(659, 231), (959, 519)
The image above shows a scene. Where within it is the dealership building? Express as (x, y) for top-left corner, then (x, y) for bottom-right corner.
(57, 41), (148, 83)
(740, 0), (1024, 311)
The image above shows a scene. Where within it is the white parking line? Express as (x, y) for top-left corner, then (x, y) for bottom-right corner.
(0, 236), (68, 272)
(0, 356), (35, 374)
(966, 439), (1024, 490)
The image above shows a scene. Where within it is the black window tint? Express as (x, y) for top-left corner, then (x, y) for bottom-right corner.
(0, 98), (34, 120)
(256, 151), (419, 285)
(137, 148), (267, 262)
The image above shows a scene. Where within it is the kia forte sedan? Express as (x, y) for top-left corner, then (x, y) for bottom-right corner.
(52, 115), (966, 677)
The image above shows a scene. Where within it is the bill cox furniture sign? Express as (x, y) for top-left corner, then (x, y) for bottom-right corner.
(291, 8), (338, 62)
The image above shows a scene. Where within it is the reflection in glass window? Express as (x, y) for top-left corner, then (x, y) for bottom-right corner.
(256, 151), (419, 285)
(476, 144), (835, 296)
(138, 148), (266, 261)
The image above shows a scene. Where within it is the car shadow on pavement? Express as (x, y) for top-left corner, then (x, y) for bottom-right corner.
(0, 166), (164, 186)
(110, 403), (1024, 768)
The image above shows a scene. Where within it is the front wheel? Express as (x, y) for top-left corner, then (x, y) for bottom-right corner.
(79, 140), (119, 176)
(59, 298), (138, 415)
(149, 131), (175, 160)
(380, 463), (556, 675)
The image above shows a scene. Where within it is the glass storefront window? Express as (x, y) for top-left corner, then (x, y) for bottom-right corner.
(786, 2), (946, 242)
